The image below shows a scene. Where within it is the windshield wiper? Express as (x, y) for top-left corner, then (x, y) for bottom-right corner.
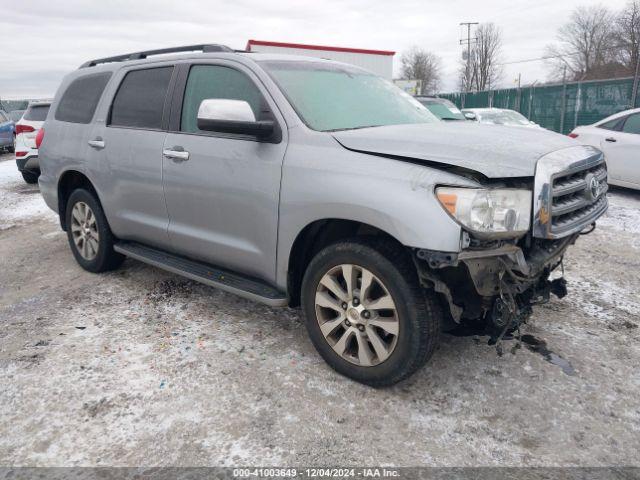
(326, 125), (384, 132)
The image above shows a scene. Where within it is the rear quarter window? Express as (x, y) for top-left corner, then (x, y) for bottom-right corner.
(23, 105), (50, 121)
(55, 72), (112, 124)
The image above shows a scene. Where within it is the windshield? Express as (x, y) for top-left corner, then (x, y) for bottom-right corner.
(261, 61), (438, 131)
(478, 109), (530, 125)
(417, 99), (465, 121)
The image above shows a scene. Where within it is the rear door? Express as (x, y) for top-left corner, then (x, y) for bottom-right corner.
(92, 66), (175, 248)
(599, 113), (640, 185)
(162, 61), (287, 283)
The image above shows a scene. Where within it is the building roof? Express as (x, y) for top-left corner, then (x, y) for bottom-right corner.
(246, 39), (395, 56)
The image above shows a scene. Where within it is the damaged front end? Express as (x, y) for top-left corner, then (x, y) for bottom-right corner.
(415, 234), (578, 342)
(417, 145), (609, 343)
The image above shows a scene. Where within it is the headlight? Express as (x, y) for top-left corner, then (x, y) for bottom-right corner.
(436, 187), (531, 237)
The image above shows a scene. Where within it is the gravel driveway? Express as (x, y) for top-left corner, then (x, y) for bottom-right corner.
(1, 152), (639, 467)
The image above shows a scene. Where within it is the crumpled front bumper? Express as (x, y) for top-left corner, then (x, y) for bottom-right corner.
(414, 231), (582, 334)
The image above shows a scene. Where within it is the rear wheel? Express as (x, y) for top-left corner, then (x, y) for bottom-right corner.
(21, 170), (39, 184)
(301, 239), (441, 387)
(65, 188), (125, 273)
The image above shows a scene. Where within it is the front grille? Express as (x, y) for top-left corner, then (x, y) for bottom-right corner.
(533, 145), (609, 239)
(550, 163), (608, 235)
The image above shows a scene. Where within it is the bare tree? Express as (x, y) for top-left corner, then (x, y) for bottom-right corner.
(614, 0), (640, 74)
(458, 23), (503, 92)
(545, 5), (617, 80)
(400, 47), (442, 95)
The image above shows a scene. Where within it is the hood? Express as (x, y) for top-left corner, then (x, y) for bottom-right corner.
(331, 122), (577, 178)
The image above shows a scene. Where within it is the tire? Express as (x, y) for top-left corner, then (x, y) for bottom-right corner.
(21, 170), (39, 184)
(65, 188), (125, 273)
(8, 146), (15, 153)
(301, 238), (441, 387)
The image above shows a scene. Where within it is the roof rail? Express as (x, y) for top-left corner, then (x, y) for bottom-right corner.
(79, 44), (236, 68)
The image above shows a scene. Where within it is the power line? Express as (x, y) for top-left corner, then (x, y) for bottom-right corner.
(498, 42), (635, 66)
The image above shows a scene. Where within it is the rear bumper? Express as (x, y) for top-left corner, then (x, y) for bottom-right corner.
(16, 153), (39, 172)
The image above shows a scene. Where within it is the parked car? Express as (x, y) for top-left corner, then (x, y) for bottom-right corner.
(463, 108), (541, 128)
(415, 97), (466, 121)
(9, 110), (25, 122)
(569, 108), (640, 190)
(14, 101), (51, 183)
(0, 110), (14, 153)
(39, 45), (608, 386)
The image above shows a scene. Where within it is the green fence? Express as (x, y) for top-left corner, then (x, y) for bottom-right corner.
(440, 77), (640, 135)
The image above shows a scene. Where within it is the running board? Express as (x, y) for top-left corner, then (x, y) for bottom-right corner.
(114, 241), (288, 307)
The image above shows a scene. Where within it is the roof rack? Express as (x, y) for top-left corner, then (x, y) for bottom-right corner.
(79, 44), (236, 68)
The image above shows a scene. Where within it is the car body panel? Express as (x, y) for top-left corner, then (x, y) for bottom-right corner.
(331, 122), (576, 178)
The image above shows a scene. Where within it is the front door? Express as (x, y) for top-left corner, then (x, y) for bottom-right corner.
(162, 63), (287, 283)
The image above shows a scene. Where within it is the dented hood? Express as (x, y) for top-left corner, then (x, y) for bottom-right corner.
(331, 122), (577, 178)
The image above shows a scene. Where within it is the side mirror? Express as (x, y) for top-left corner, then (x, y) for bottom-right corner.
(197, 99), (275, 139)
(464, 112), (477, 121)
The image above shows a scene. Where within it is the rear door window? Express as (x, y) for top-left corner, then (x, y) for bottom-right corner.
(597, 118), (621, 130)
(55, 72), (112, 124)
(110, 67), (173, 130)
(622, 113), (640, 134)
(23, 105), (50, 121)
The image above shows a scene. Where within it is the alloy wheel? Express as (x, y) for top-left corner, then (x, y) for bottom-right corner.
(314, 264), (400, 367)
(70, 201), (100, 261)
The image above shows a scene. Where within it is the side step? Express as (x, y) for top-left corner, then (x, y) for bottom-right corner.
(114, 241), (288, 307)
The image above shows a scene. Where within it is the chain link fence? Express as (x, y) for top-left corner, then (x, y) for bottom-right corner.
(440, 76), (640, 134)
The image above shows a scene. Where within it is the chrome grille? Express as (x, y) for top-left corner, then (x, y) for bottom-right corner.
(533, 146), (609, 239)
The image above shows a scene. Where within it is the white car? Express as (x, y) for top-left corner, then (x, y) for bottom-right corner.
(569, 108), (640, 190)
(14, 101), (51, 184)
(462, 108), (542, 129)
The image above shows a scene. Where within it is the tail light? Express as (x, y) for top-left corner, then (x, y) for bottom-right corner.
(568, 133), (579, 139)
(15, 151), (28, 157)
(15, 124), (35, 135)
(35, 128), (45, 149)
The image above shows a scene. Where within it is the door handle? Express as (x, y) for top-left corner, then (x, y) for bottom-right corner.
(163, 148), (190, 162)
(88, 138), (105, 149)
(605, 137), (617, 143)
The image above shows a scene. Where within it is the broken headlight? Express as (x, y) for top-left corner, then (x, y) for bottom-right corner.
(436, 187), (532, 238)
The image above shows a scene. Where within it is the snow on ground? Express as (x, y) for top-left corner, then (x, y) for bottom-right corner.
(1, 151), (640, 466)
(598, 186), (640, 235)
(0, 156), (56, 230)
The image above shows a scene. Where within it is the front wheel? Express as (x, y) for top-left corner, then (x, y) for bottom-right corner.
(301, 239), (441, 387)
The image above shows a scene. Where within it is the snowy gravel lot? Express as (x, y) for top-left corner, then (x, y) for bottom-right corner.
(1, 151), (639, 467)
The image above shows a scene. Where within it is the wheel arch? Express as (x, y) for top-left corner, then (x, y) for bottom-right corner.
(57, 169), (101, 231)
(286, 218), (408, 307)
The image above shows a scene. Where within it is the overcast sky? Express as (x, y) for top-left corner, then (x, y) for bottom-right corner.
(0, 0), (631, 99)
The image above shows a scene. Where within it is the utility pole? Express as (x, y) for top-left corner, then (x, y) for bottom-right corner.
(460, 22), (478, 93)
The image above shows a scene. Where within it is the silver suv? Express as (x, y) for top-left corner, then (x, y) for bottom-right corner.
(38, 45), (608, 386)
